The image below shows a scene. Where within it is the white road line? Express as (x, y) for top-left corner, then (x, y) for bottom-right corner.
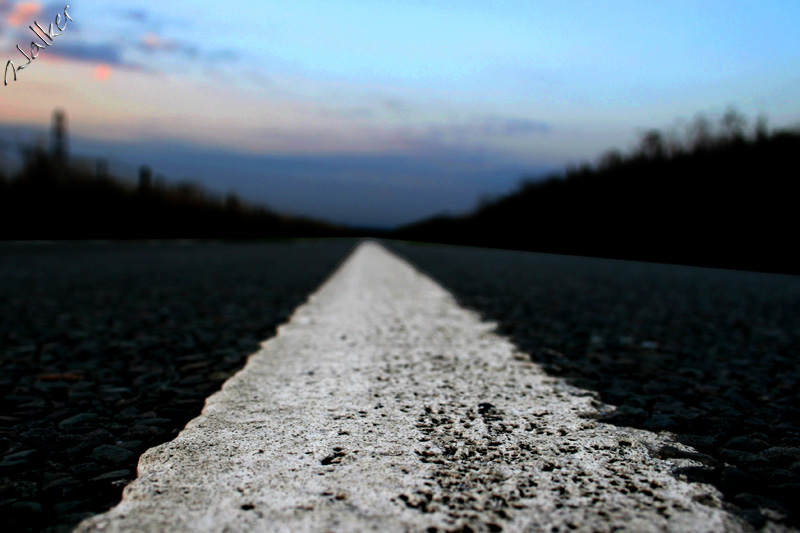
(75, 241), (747, 532)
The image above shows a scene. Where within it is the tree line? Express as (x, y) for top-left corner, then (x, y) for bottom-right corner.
(0, 124), (346, 240)
(396, 109), (800, 274)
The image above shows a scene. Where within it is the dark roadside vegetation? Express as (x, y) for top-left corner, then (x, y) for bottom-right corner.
(0, 112), (352, 241)
(396, 109), (800, 275)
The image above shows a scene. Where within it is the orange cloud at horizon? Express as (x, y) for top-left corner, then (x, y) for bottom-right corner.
(6, 1), (42, 27)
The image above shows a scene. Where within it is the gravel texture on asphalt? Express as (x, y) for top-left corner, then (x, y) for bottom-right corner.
(389, 241), (800, 530)
(0, 240), (356, 533)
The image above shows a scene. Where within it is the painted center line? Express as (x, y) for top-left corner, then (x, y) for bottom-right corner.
(76, 241), (745, 532)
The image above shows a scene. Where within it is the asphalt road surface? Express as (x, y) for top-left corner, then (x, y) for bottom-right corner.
(389, 240), (800, 529)
(77, 242), (747, 533)
(0, 239), (357, 533)
(2, 239), (799, 531)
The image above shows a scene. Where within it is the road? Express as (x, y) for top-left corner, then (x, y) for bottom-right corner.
(76, 242), (753, 532)
(3, 239), (798, 531)
(0, 240), (356, 533)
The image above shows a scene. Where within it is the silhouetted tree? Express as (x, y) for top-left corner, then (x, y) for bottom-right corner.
(638, 129), (666, 159)
(687, 113), (714, 151)
(597, 149), (624, 170)
(173, 181), (207, 203)
(138, 165), (152, 193)
(20, 136), (56, 184)
(51, 109), (68, 174)
(224, 192), (242, 212)
(96, 159), (109, 181)
(154, 175), (167, 192)
(754, 114), (770, 142)
(721, 106), (747, 142)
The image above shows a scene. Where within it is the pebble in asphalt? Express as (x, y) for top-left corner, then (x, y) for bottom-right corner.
(0, 240), (357, 533)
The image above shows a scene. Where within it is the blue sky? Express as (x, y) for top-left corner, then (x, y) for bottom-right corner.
(1, 1), (799, 226)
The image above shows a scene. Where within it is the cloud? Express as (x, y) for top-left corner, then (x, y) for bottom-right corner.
(309, 105), (373, 120)
(44, 41), (146, 71)
(140, 33), (162, 50)
(243, 69), (272, 86)
(382, 98), (412, 115)
(389, 115), (551, 153)
(138, 31), (239, 64)
(22, 27), (231, 73)
(93, 63), (110, 81)
(36, 3), (81, 35)
(481, 116), (553, 136)
(47, 42), (122, 63)
(139, 32), (197, 59)
(120, 8), (148, 24)
(365, 115), (552, 163)
(442, 116), (553, 138)
(204, 48), (241, 63)
(6, 1), (41, 27)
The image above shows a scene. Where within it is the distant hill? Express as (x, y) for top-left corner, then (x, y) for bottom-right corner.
(395, 110), (800, 275)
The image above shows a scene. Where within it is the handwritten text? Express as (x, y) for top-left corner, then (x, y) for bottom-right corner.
(4, 5), (73, 87)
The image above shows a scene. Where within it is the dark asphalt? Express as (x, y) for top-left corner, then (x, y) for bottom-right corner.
(0, 239), (357, 533)
(3, 239), (799, 531)
(389, 240), (800, 529)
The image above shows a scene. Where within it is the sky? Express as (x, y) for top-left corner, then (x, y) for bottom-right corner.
(0, 1), (799, 227)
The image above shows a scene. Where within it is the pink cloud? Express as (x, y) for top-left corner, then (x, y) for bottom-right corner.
(6, 1), (41, 27)
(138, 32), (198, 59)
(140, 32), (179, 52)
(94, 63), (111, 81)
(141, 33), (165, 50)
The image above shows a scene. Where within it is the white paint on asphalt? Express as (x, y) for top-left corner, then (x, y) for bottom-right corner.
(75, 241), (750, 532)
